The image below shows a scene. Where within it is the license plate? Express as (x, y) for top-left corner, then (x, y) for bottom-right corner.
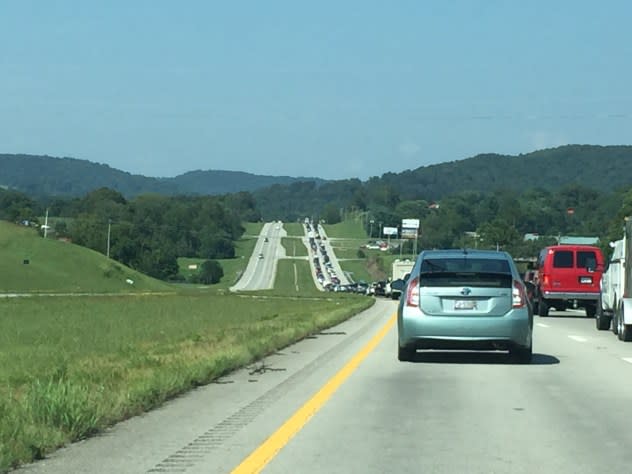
(580, 276), (592, 284)
(455, 300), (477, 310)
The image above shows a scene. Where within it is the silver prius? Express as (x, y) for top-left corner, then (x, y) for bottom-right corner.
(393, 249), (533, 363)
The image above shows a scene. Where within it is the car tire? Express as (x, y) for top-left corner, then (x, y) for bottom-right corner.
(398, 346), (416, 362)
(618, 306), (632, 342)
(612, 308), (619, 335)
(595, 295), (611, 330)
(538, 298), (549, 317)
(595, 310), (611, 331)
(510, 345), (532, 364)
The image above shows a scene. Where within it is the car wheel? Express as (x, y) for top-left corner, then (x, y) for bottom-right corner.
(595, 310), (611, 331)
(538, 298), (549, 317)
(612, 307), (619, 335)
(595, 295), (611, 330)
(398, 346), (416, 362)
(510, 345), (532, 364)
(618, 306), (632, 342)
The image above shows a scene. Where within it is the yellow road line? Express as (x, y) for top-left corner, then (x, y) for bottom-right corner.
(231, 313), (397, 474)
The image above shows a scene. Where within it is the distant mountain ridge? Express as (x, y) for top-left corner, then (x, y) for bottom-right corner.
(375, 144), (632, 201)
(0, 154), (325, 197)
(2, 145), (632, 205)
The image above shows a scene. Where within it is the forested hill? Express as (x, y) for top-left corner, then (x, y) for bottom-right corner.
(2, 145), (632, 205)
(374, 145), (632, 201)
(0, 154), (324, 197)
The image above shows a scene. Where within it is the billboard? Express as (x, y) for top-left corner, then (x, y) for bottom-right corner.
(383, 226), (398, 236)
(401, 228), (418, 239)
(402, 218), (420, 229)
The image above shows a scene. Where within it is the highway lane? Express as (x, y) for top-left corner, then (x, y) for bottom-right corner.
(230, 222), (286, 292)
(16, 304), (632, 473)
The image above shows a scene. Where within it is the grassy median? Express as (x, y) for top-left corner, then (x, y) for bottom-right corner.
(0, 291), (373, 472)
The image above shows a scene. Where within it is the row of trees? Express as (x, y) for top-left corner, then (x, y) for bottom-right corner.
(1, 187), (260, 281)
(351, 184), (631, 259)
(4, 180), (632, 281)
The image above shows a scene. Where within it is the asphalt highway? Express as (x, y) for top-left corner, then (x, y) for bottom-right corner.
(17, 302), (632, 474)
(230, 223), (286, 292)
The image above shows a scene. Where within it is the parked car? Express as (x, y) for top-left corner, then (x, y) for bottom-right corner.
(393, 249), (532, 363)
(535, 244), (604, 317)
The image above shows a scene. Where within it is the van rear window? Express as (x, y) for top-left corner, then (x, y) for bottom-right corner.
(577, 251), (597, 269)
(553, 251), (573, 268)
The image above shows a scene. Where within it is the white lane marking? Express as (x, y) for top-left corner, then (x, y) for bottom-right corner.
(568, 335), (588, 342)
(622, 358), (632, 364)
(536, 323), (550, 328)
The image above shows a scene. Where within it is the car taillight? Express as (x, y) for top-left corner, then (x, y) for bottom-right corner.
(543, 275), (550, 286)
(513, 280), (526, 308)
(405, 276), (420, 307)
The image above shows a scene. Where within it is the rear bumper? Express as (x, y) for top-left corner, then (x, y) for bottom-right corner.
(398, 311), (532, 350)
(542, 291), (599, 301)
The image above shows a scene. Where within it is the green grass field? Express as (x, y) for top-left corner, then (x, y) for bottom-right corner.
(283, 222), (305, 237)
(273, 259), (321, 294)
(281, 237), (308, 257)
(322, 220), (367, 239)
(339, 259), (373, 283)
(0, 221), (173, 294)
(0, 292), (373, 472)
(0, 218), (379, 472)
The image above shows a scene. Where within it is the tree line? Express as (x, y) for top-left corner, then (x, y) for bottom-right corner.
(3, 179), (632, 282)
(0, 187), (260, 281)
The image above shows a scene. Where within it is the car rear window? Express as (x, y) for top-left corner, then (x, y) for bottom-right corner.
(553, 250), (573, 268)
(419, 258), (512, 288)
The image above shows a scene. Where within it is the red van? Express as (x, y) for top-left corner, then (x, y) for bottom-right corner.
(535, 245), (604, 317)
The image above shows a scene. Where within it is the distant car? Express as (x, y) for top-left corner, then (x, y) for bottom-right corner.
(258, 253), (264, 259)
(264, 237), (269, 242)
(393, 249), (533, 363)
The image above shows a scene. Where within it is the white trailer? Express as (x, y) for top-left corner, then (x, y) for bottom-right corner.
(610, 219), (632, 340)
(596, 238), (624, 330)
(389, 259), (414, 299)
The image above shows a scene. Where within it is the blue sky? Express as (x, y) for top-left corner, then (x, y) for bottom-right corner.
(1, 1), (630, 180)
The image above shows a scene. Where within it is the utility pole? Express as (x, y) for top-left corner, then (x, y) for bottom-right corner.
(107, 219), (112, 258)
(43, 208), (49, 238)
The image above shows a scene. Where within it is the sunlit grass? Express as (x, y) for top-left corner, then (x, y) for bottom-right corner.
(281, 237), (308, 257)
(0, 221), (173, 294)
(322, 220), (367, 239)
(273, 259), (321, 294)
(0, 293), (373, 472)
(282, 222), (305, 237)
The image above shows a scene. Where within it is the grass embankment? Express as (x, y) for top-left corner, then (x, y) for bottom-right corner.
(282, 222), (305, 237)
(0, 292), (373, 472)
(281, 237), (308, 257)
(322, 219), (367, 239)
(273, 259), (321, 295)
(0, 221), (173, 294)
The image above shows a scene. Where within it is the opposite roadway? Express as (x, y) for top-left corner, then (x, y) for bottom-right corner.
(17, 301), (632, 474)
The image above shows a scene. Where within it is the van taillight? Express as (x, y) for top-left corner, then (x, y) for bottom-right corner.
(543, 275), (550, 286)
(406, 276), (420, 307)
(513, 280), (526, 308)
